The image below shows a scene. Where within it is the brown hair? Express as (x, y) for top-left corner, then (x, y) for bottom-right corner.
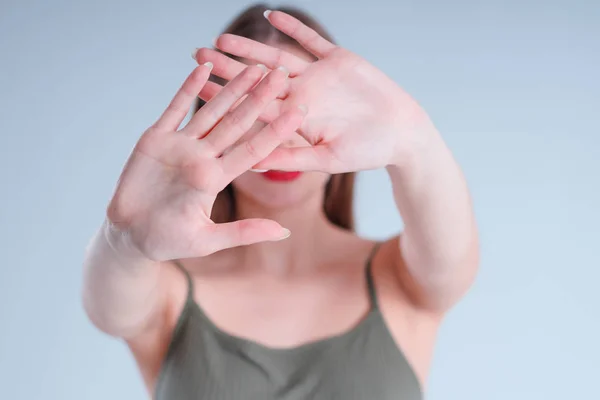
(200, 3), (355, 231)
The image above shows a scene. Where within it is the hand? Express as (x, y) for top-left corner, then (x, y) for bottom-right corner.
(107, 63), (305, 261)
(193, 10), (436, 173)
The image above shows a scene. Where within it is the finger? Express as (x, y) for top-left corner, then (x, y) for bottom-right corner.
(194, 48), (291, 98)
(250, 145), (343, 172)
(198, 83), (251, 117)
(197, 219), (290, 255)
(264, 10), (337, 59)
(193, 48), (247, 82)
(203, 66), (290, 154)
(215, 34), (310, 75)
(198, 80), (283, 125)
(184, 65), (264, 137)
(154, 63), (213, 131)
(198, 81), (224, 102)
(221, 106), (306, 178)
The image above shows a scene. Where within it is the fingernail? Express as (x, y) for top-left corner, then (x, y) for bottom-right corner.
(250, 169), (268, 173)
(276, 228), (291, 240)
(212, 37), (219, 48)
(203, 61), (213, 71)
(297, 104), (308, 115)
(256, 64), (268, 73)
(277, 65), (289, 77)
(264, 10), (272, 19)
(191, 48), (199, 60)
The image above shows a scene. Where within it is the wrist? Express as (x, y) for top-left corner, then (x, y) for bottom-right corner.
(388, 123), (437, 168)
(385, 96), (439, 167)
(102, 218), (148, 261)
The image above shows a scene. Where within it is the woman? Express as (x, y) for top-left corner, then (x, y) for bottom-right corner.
(82, 4), (479, 399)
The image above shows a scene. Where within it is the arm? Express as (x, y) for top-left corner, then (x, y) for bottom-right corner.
(81, 64), (301, 340)
(81, 219), (166, 339)
(191, 11), (480, 312)
(387, 125), (479, 313)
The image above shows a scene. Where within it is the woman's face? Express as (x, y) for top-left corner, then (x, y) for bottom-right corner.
(231, 41), (330, 210)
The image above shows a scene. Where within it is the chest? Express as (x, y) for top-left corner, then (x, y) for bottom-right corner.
(190, 269), (372, 349)
(157, 313), (423, 400)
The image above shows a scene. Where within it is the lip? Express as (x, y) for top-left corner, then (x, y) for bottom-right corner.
(261, 170), (303, 182)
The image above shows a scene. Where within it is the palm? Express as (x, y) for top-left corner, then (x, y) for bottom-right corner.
(281, 49), (404, 171)
(107, 63), (304, 261)
(199, 10), (433, 173)
(109, 131), (218, 260)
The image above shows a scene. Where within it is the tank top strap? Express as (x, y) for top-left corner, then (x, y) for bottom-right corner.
(173, 259), (195, 305)
(365, 242), (382, 309)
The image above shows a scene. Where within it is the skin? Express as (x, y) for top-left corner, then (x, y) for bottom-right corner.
(83, 11), (479, 398)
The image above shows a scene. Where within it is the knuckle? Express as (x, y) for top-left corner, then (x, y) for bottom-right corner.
(263, 78), (280, 94)
(234, 219), (254, 243)
(267, 118), (285, 136)
(228, 82), (247, 100)
(203, 105), (221, 125)
(306, 32), (320, 45)
(247, 91), (267, 109)
(227, 110), (243, 126)
(272, 112), (297, 135)
(244, 140), (260, 159)
(219, 85), (236, 101)
(164, 102), (182, 116)
(275, 49), (285, 67)
(196, 47), (212, 62)
(244, 65), (263, 81)
(272, 122), (289, 138)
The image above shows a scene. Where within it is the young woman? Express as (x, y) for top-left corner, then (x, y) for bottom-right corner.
(82, 5), (479, 399)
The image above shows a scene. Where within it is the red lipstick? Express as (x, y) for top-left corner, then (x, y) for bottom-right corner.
(261, 170), (302, 182)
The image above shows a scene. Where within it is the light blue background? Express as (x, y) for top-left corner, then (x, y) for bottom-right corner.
(1, 0), (598, 398)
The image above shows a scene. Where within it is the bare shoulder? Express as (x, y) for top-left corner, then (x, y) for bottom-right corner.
(370, 235), (443, 388)
(324, 226), (379, 264)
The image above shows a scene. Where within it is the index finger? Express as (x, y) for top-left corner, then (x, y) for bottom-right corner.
(154, 63), (213, 132)
(263, 10), (337, 59)
(214, 34), (310, 75)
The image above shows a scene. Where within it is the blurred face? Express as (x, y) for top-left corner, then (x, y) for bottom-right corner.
(231, 41), (330, 210)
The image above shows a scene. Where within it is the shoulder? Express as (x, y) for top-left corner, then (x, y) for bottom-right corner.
(324, 226), (378, 261)
(372, 235), (445, 314)
(370, 236), (442, 387)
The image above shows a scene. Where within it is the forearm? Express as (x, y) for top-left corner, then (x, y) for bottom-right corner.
(387, 127), (479, 292)
(81, 218), (164, 338)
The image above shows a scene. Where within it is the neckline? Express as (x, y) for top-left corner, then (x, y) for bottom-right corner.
(177, 241), (383, 357)
(190, 299), (381, 357)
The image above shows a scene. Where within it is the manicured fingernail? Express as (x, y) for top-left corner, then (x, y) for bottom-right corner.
(191, 48), (199, 60)
(276, 228), (291, 240)
(250, 169), (268, 172)
(264, 10), (272, 19)
(203, 61), (213, 71)
(256, 64), (268, 73)
(277, 65), (289, 77)
(297, 104), (308, 115)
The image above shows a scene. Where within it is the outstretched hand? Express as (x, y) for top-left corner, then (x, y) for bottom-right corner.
(107, 63), (305, 261)
(194, 10), (436, 173)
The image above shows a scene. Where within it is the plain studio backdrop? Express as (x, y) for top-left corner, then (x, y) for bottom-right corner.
(0, 0), (598, 398)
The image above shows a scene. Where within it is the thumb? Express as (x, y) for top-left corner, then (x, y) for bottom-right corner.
(198, 218), (290, 255)
(251, 146), (331, 172)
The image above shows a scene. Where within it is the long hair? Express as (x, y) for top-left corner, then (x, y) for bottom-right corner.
(200, 3), (355, 230)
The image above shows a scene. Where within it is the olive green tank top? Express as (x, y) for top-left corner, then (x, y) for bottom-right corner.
(155, 244), (422, 399)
